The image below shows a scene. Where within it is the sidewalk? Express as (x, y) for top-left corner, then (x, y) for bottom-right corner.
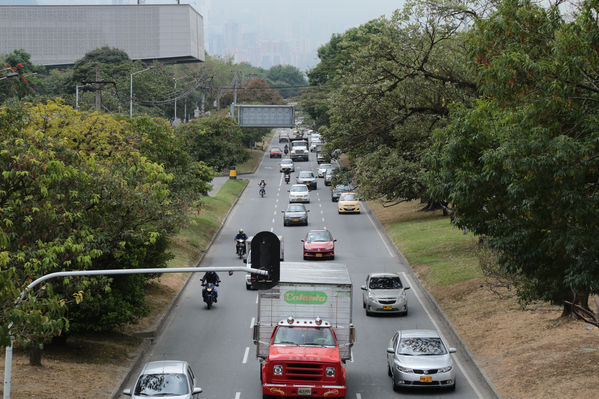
(208, 176), (229, 196)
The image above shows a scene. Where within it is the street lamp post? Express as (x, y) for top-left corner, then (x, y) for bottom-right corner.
(129, 66), (155, 118)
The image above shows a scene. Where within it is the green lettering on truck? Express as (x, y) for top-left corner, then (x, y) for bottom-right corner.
(284, 290), (328, 304)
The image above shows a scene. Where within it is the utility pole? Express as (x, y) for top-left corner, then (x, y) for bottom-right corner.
(95, 67), (102, 112)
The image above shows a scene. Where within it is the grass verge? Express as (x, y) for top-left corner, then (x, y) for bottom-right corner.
(0, 179), (248, 399)
(369, 199), (599, 399)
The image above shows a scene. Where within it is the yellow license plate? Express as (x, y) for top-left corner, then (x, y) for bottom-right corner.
(420, 376), (433, 383)
(383, 305), (393, 310)
(316, 253), (323, 257)
(293, 218), (299, 222)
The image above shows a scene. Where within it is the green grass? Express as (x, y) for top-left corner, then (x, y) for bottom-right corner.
(168, 179), (248, 268)
(377, 202), (482, 287)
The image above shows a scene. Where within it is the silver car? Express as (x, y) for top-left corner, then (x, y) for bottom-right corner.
(280, 158), (295, 172)
(317, 163), (333, 178)
(124, 360), (202, 398)
(296, 170), (317, 190)
(361, 273), (409, 316)
(288, 184), (310, 203)
(282, 203), (309, 226)
(387, 330), (456, 391)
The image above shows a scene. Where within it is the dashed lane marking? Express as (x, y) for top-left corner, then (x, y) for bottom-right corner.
(235, 392), (241, 399)
(250, 317), (255, 329)
(242, 346), (250, 364)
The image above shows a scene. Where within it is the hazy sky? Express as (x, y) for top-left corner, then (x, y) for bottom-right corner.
(17, 0), (406, 68)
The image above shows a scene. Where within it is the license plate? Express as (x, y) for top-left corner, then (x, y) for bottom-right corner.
(316, 253), (323, 257)
(293, 218), (299, 222)
(420, 376), (433, 383)
(297, 387), (312, 396)
(383, 305), (393, 310)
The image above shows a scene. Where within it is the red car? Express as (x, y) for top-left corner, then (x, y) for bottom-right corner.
(302, 229), (336, 260)
(270, 147), (283, 158)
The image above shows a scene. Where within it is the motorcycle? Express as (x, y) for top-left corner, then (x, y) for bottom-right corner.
(284, 173), (290, 184)
(202, 282), (218, 309)
(236, 238), (246, 259)
(259, 186), (266, 197)
(284, 147), (289, 155)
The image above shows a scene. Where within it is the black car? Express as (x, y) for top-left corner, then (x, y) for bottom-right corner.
(331, 184), (351, 202)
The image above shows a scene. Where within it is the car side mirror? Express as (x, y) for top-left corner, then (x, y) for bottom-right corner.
(387, 348), (394, 354)
(281, 210), (284, 213)
(301, 239), (305, 242)
(122, 389), (132, 396)
(404, 286), (410, 290)
(449, 348), (457, 353)
(193, 387), (203, 394)
(360, 285), (367, 291)
(243, 259), (247, 264)
(306, 210), (310, 212)
(334, 239), (337, 242)
(287, 190), (290, 192)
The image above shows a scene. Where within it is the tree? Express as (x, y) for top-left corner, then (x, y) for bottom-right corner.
(313, 1), (477, 204)
(428, 0), (599, 317)
(266, 65), (307, 98)
(177, 113), (249, 171)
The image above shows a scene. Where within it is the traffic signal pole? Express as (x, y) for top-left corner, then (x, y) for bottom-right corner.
(3, 266), (268, 399)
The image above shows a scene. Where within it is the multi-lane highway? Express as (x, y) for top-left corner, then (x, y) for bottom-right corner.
(119, 129), (498, 399)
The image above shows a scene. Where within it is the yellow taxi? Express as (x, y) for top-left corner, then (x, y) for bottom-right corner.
(337, 192), (360, 214)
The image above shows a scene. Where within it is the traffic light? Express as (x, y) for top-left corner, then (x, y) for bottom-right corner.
(250, 231), (280, 289)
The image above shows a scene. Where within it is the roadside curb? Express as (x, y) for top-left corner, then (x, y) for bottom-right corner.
(362, 201), (502, 399)
(110, 179), (249, 399)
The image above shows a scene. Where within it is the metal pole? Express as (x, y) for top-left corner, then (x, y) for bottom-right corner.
(2, 265), (268, 399)
(76, 85), (80, 109)
(129, 72), (133, 118)
(173, 78), (177, 122)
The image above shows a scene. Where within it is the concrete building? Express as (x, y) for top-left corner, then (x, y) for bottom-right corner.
(0, 4), (204, 66)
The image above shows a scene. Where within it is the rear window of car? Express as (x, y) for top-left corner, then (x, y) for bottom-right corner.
(291, 185), (308, 192)
(299, 171), (314, 178)
(287, 205), (305, 212)
(307, 231), (332, 241)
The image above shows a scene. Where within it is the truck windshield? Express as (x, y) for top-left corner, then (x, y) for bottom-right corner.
(273, 326), (335, 347)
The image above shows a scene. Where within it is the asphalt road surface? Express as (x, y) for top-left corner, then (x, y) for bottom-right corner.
(119, 129), (497, 399)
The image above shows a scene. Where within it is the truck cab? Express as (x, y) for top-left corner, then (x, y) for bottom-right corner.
(261, 317), (346, 398)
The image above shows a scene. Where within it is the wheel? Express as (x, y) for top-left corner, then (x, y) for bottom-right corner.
(362, 301), (366, 309)
(283, 221), (288, 226)
(303, 255), (308, 260)
(448, 381), (456, 392)
(392, 379), (401, 392)
(206, 300), (212, 309)
(246, 283), (251, 290)
(388, 365), (392, 377)
(401, 309), (408, 317)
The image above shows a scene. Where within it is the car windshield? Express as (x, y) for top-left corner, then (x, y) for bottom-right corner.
(291, 185), (308, 192)
(397, 337), (447, 356)
(369, 277), (403, 289)
(273, 326), (335, 347)
(340, 193), (356, 201)
(281, 160), (292, 165)
(299, 171), (314, 178)
(320, 164), (332, 170)
(306, 231), (332, 241)
(134, 373), (189, 396)
(292, 141), (307, 147)
(287, 205), (305, 212)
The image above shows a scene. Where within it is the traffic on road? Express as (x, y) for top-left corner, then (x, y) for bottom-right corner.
(120, 128), (495, 399)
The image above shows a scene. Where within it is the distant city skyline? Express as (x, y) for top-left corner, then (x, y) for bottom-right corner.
(5, 0), (405, 71)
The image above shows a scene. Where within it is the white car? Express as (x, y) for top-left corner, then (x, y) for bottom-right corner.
(310, 139), (321, 152)
(280, 158), (295, 172)
(288, 184), (310, 203)
(123, 360), (202, 398)
(317, 163), (333, 178)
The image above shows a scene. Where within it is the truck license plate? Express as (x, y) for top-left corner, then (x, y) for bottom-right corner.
(316, 253), (323, 257)
(420, 376), (433, 383)
(297, 387), (312, 396)
(383, 305), (392, 310)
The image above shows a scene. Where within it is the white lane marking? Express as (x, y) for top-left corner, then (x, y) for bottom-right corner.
(356, 394), (362, 399)
(319, 203), (322, 208)
(235, 392), (241, 399)
(250, 317), (255, 329)
(242, 346), (250, 364)
(270, 226), (274, 232)
(321, 218), (325, 222)
(401, 272), (483, 399)
(276, 198), (279, 203)
(256, 294), (259, 304)
(273, 210), (277, 215)
(350, 349), (354, 363)
(271, 218), (275, 224)
(366, 209), (395, 258)
(320, 210), (323, 214)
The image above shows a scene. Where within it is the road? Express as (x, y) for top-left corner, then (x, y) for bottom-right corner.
(119, 129), (497, 399)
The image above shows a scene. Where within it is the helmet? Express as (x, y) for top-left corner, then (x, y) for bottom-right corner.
(239, 229), (244, 234)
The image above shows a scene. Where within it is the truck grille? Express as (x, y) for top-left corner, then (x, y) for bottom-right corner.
(286, 363), (323, 381)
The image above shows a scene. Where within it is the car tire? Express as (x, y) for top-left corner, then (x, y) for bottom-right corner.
(283, 221), (287, 227)
(387, 365), (392, 377)
(448, 382), (456, 392)
(401, 309), (408, 317)
(362, 301), (366, 309)
(246, 283), (251, 290)
(392, 379), (401, 392)
(303, 255), (308, 260)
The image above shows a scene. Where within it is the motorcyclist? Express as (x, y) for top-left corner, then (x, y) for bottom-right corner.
(234, 228), (248, 256)
(284, 170), (291, 184)
(201, 271), (220, 302)
(284, 144), (289, 155)
(258, 180), (267, 196)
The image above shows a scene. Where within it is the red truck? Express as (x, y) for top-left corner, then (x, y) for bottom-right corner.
(253, 262), (354, 398)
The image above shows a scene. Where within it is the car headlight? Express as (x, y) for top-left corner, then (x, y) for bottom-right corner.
(367, 292), (376, 300)
(438, 365), (453, 373)
(397, 365), (413, 373)
(325, 245), (334, 250)
(273, 365), (283, 375)
(305, 244), (312, 250)
(325, 367), (335, 377)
